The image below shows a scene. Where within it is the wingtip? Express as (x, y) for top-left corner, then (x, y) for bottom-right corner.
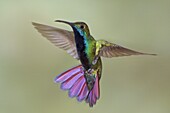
(32, 22), (36, 25)
(150, 53), (157, 56)
(143, 53), (157, 56)
(32, 22), (41, 27)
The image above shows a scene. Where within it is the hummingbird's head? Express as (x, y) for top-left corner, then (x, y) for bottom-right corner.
(55, 20), (90, 36)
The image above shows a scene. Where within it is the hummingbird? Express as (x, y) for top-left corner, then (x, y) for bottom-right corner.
(32, 20), (156, 107)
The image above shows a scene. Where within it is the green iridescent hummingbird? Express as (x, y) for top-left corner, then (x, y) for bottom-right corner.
(32, 20), (156, 107)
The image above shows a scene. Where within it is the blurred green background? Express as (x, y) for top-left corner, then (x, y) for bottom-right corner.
(0, 0), (170, 113)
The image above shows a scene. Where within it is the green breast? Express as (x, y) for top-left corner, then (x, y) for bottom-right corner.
(85, 36), (96, 64)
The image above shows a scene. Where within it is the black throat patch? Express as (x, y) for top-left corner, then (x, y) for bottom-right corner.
(72, 27), (90, 70)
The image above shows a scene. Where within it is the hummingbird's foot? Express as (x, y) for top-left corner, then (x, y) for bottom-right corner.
(87, 68), (94, 74)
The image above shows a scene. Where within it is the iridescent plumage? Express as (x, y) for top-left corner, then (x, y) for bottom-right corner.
(32, 20), (156, 107)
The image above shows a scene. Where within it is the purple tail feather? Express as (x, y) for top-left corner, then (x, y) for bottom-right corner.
(54, 65), (100, 107)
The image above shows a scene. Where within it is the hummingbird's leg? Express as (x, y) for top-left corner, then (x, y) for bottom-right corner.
(87, 68), (94, 74)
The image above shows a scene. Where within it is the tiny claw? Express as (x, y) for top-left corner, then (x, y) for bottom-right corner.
(87, 68), (94, 74)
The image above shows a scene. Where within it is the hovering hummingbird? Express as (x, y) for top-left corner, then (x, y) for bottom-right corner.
(32, 20), (156, 107)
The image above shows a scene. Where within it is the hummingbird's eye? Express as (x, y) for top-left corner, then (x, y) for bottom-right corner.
(80, 25), (85, 29)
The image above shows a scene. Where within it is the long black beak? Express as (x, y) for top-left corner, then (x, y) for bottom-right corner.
(55, 20), (73, 26)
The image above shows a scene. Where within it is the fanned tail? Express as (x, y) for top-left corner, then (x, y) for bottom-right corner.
(54, 65), (100, 107)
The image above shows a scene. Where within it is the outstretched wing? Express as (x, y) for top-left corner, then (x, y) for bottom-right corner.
(96, 40), (156, 58)
(32, 22), (79, 59)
